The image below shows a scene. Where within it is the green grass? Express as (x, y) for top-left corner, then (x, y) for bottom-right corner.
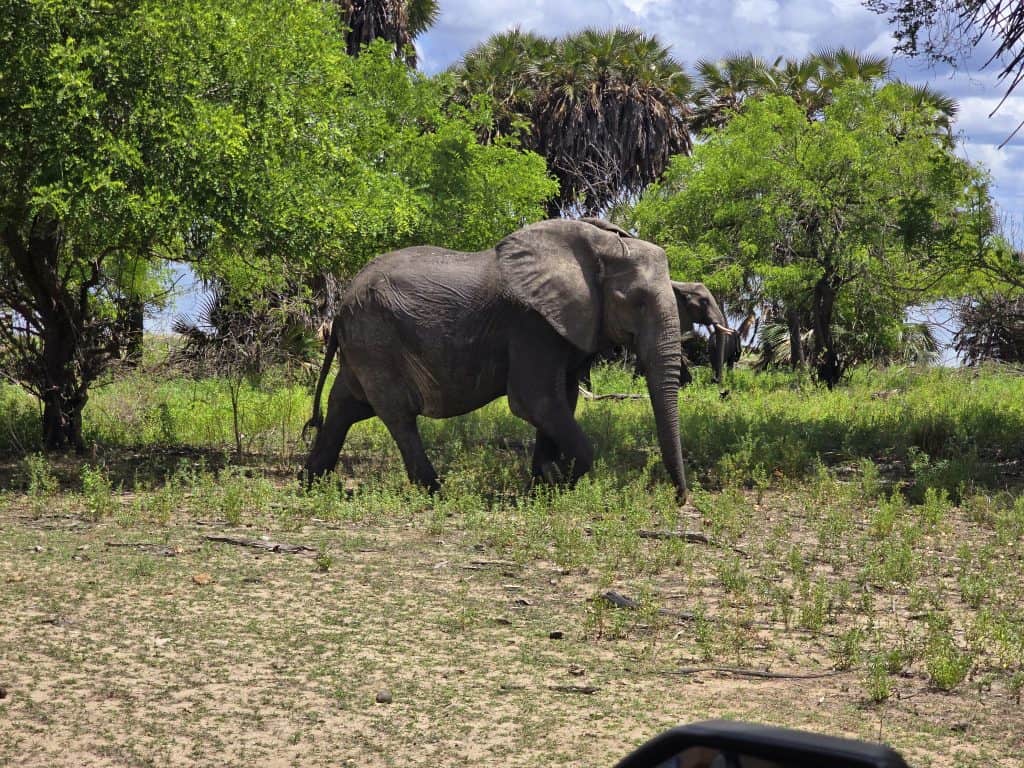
(2, 356), (1024, 765)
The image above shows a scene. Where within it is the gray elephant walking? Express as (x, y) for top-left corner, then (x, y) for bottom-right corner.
(302, 218), (688, 499)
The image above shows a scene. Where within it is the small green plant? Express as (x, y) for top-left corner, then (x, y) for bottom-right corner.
(830, 628), (865, 671)
(218, 469), (247, 525)
(958, 571), (994, 610)
(919, 486), (952, 531)
(315, 545), (333, 572)
(716, 554), (750, 598)
(696, 486), (752, 545)
(693, 605), (716, 662)
(81, 464), (115, 521)
(1008, 671), (1024, 705)
(23, 453), (58, 513)
(798, 580), (830, 633)
(858, 457), (883, 499)
(864, 654), (892, 703)
(995, 496), (1024, 544)
(925, 627), (973, 691)
(140, 482), (178, 525)
(868, 490), (904, 539)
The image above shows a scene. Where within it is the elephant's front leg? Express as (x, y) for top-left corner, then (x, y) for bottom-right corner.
(531, 431), (561, 483)
(530, 365), (585, 482)
(512, 377), (592, 488)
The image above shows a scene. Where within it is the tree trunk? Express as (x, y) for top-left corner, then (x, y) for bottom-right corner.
(124, 297), (144, 367)
(812, 274), (842, 389)
(785, 306), (805, 369)
(41, 326), (87, 451)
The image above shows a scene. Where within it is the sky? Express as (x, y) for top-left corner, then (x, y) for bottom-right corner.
(415, 0), (1024, 222)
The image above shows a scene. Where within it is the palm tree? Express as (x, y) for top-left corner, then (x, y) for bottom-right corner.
(807, 47), (890, 116)
(334, 0), (439, 66)
(691, 53), (774, 133)
(450, 27), (692, 217)
(534, 28), (693, 215)
(890, 81), (960, 145)
(449, 28), (554, 142)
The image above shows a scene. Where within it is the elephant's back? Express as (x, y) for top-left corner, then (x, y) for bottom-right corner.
(343, 246), (499, 318)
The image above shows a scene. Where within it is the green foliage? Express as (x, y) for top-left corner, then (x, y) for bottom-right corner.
(80, 464), (115, 522)
(0, 0), (554, 447)
(925, 623), (974, 691)
(631, 81), (993, 380)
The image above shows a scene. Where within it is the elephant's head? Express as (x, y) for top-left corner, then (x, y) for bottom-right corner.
(496, 217), (687, 498)
(671, 281), (734, 384)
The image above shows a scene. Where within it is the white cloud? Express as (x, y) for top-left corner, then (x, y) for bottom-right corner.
(955, 95), (1024, 136)
(828, 0), (864, 19)
(733, 0), (780, 26)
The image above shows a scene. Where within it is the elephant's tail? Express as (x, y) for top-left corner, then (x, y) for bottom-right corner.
(302, 318), (339, 440)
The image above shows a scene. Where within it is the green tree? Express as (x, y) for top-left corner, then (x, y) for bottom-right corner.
(631, 82), (992, 387)
(0, 0), (554, 451)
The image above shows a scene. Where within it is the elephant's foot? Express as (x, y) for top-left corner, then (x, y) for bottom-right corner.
(540, 460), (564, 486)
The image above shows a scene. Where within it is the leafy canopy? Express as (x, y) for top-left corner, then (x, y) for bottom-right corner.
(631, 81), (993, 366)
(0, 0), (555, 446)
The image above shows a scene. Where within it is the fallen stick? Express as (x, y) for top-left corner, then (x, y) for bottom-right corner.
(550, 684), (599, 695)
(104, 542), (178, 556)
(673, 666), (849, 680)
(638, 530), (710, 544)
(634, 528), (749, 561)
(638, 529), (748, 557)
(203, 535), (317, 556)
(599, 591), (695, 620)
(579, 387), (647, 401)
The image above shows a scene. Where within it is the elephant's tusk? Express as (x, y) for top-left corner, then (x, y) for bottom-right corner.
(714, 324), (737, 336)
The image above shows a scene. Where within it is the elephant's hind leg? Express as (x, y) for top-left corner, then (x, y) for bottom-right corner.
(377, 411), (441, 493)
(304, 374), (374, 483)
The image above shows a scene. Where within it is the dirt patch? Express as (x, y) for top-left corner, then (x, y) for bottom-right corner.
(1, 479), (1022, 767)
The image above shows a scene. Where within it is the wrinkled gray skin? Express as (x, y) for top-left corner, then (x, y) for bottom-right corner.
(303, 218), (687, 500)
(671, 281), (733, 384)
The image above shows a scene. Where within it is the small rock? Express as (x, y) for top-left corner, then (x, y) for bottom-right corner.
(33, 545), (44, 553)
(0, 686), (7, 699)
(568, 664), (586, 677)
(375, 688), (393, 704)
(548, 630), (564, 640)
(192, 573), (213, 586)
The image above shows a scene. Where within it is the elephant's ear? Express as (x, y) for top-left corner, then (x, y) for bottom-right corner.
(671, 281), (698, 329)
(578, 217), (634, 238)
(496, 220), (610, 353)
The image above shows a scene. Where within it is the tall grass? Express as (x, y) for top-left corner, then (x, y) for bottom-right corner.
(3, 359), (1024, 499)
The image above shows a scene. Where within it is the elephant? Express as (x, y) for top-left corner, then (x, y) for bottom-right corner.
(302, 218), (688, 500)
(671, 281), (735, 385)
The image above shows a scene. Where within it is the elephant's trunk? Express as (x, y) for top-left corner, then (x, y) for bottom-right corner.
(711, 328), (728, 384)
(638, 305), (688, 502)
